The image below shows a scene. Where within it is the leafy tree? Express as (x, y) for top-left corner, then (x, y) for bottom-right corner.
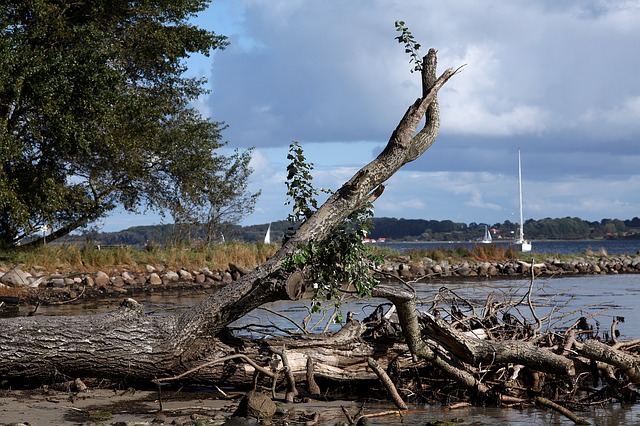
(0, 0), (256, 248)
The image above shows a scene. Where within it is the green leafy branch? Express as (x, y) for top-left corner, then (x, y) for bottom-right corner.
(395, 20), (422, 73)
(282, 142), (381, 322)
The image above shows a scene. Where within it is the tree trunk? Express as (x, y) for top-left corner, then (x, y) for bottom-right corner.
(0, 49), (460, 385)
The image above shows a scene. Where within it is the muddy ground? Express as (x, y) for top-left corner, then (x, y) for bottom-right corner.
(0, 386), (450, 425)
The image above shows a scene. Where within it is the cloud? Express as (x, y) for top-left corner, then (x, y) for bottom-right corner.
(100, 1), (640, 232)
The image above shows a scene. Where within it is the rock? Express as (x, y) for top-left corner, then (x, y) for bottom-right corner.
(51, 278), (65, 288)
(148, 273), (163, 285)
(146, 264), (156, 273)
(122, 271), (135, 281)
(232, 391), (276, 420)
(222, 271), (233, 283)
(163, 271), (180, 282)
(456, 267), (471, 276)
(112, 276), (125, 287)
(194, 273), (206, 284)
(84, 276), (95, 287)
(201, 267), (215, 278)
(0, 268), (32, 287)
(178, 269), (193, 281)
(94, 271), (110, 286)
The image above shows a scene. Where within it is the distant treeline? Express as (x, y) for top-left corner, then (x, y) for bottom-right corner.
(368, 217), (640, 242)
(60, 217), (640, 247)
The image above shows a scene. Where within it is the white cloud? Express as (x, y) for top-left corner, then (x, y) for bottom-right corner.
(101, 1), (640, 231)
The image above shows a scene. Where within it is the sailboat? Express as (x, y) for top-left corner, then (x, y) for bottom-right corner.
(513, 148), (532, 252)
(264, 223), (271, 244)
(481, 225), (492, 244)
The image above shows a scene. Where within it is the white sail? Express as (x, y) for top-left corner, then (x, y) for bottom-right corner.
(264, 223), (271, 245)
(514, 149), (532, 252)
(482, 225), (492, 244)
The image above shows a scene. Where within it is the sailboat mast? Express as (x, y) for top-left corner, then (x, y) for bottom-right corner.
(518, 148), (524, 241)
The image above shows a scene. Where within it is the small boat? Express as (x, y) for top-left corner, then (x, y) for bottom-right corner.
(481, 225), (492, 244)
(264, 223), (271, 244)
(513, 148), (532, 252)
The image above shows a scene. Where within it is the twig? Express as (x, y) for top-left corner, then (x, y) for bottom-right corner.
(154, 354), (275, 384)
(367, 357), (407, 410)
(528, 260), (542, 333)
(271, 346), (298, 403)
(535, 396), (590, 425)
(341, 405), (354, 424)
(306, 357), (321, 395)
(46, 285), (86, 305)
(258, 306), (308, 334)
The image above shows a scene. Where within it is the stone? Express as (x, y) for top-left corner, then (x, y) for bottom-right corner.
(0, 268), (32, 287)
(457, 267), (471, 276)
(201, 267), (215, 278)
(222, 271), (233, 283)
(94, 271), (110, 286)
(194, 273), (206, 284)
(122, 271), (135, 281)
(146, 264), (156, 273)
(163, 271), (180, 282)
(232, 391), (276, 420)
(148, 273), (163, 285)
(409, 263), (425, 276)
(84, 276), (95, 287)
(51, 278), (65, 288)
(178, 269), (193, 281)
(111, 276), (125, 287)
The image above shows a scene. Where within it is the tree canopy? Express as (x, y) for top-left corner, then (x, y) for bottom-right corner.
(0, 0), (256, 247)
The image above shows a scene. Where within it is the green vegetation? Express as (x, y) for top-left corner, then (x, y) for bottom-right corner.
(282, 142), (381, 319)
(0, 1), (257, 248)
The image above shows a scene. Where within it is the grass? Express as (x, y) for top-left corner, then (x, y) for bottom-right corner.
(0, 241), (280, 274)
(0, 241), (622, 276)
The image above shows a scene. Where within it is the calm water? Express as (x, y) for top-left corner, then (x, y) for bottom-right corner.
(384, 239), (640, 255)
(4, 269), (640, 424)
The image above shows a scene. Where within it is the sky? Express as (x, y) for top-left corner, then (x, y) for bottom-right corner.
(102, 0), (640, 232)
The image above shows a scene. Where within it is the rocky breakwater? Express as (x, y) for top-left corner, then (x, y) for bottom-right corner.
(381, 254), (640, 281)
(2, 255), (640, 306)
(0, 262), (253, 304)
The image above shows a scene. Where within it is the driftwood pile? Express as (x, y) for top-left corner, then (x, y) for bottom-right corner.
(188, 271), (634, 425)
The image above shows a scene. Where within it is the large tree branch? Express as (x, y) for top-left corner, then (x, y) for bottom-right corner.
(171, 49), (460, 353)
